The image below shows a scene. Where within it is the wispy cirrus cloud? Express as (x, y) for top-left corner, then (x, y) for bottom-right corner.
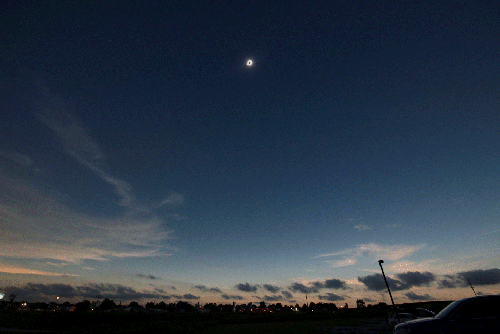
(80, 163), (137, 209)
(33, 81), (104, 164)
(31, 79), (152, 213)
(0, 79), (178, 269)
(0, 175), (172, 263)
(325, 259), (356, 268)
(0, 150), (33, 167)
(354, 224), (371, 231)
(156, 192), (184, 209)
(317, 243), (425, 262)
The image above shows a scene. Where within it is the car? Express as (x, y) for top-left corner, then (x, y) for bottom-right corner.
(388, 312), (417, 327)
(394, 295), (500, 334)
(411, 308), (436, 318)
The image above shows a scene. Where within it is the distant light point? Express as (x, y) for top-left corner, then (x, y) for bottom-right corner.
(246, 59), (253, 66)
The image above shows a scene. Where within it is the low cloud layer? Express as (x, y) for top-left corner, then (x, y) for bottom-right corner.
(221, 294), (243, 300)
(171, 293), (200, 300)
(263, 284), (280, 293)
(439, 268), (500, 289)
(312, 278), (347, 290)
(457, 268), (500, 286)
(396, 271), (436, 287)
(358, 271), (437, 292)
(289, 277), (347, 295)
(359, 268), (500, 294)
(4, 283), (172, 302)
(3, 282), (208, 303)
(289, 282), (319, 294)
(405, 292), (435, 301)
(263, 295), (282, 302)
(137, 273), (159, 280)
(194, 285), (222, 293)
(235, 282), (258, 292)
(318, 293), (344, 302)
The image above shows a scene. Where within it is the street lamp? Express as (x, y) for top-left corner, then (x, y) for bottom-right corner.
(378, 260), (399, 323)
(378, 260), (395, 307)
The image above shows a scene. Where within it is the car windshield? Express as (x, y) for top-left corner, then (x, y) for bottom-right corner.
(435, 300), (461, 319)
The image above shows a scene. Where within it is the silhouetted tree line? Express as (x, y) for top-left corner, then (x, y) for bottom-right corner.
(2, 297), (392, 317)
(93, 298), (196, 312)
(75, 299), (344, 313)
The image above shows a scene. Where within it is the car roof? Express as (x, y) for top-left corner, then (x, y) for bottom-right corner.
(435, 294), (500, 319)
(454, 294), (500, 303)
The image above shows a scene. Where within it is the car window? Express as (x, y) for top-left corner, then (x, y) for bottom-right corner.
(474, 299), (499, 318)
(435, 300), (460, 319)
(416, 309), (433, 317)
(452, 298), (500, 319)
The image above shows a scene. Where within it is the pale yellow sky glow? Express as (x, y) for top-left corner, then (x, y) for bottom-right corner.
(0, 265), (78, 276)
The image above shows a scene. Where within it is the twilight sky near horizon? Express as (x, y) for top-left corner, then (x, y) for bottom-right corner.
(1, 1), (499, 305)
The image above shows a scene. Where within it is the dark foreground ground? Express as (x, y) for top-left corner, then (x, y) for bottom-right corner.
(0, 311), (394, 334)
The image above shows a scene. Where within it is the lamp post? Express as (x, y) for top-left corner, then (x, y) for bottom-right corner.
(378, 260), (395, 307)
(378, 260), (400, 324)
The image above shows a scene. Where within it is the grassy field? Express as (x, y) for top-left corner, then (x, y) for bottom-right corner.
(0, 311), (393, 334)
(1, 301), (452, 333)
(202, 316), (392, 334)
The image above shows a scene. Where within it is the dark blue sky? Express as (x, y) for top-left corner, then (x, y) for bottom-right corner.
(1, 0), (499, 304)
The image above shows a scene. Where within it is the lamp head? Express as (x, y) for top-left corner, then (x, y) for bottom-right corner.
(378, 260), (384, 264)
